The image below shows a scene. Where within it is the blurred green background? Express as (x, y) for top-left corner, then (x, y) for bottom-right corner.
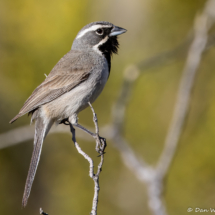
(1, 0), (215, 214)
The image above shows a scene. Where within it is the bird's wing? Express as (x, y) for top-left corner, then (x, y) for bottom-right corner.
(10, 50), (93, 123)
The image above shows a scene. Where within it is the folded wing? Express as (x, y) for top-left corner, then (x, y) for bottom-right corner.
(10, 50), (93, 123)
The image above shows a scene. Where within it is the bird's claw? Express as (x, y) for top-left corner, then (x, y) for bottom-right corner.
(95, 136), (106, 155)
(59, 118), (70, 125)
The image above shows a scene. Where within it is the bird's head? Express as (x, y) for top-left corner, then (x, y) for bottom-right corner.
(72, 21), (127, 57)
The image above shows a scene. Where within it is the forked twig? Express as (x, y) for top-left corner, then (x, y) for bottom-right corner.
(70, 103), (105, 215)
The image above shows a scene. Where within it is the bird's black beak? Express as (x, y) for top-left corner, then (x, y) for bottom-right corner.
(109, 26), (127, 37)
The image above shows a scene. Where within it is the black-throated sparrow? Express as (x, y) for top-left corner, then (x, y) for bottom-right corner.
(10, 21), (126, 207)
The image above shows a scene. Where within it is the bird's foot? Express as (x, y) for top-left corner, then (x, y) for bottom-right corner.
(94, 135), (106, 156)
(59, 118), (70, 125)
(60, 119), (106, 155)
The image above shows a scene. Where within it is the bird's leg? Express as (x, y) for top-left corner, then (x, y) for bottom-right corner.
(73, 123), (96, 137)
(59, 118), (94, 136)
(69, 123), (76, 144)
(73, 122), (106, 155)
(60, 119), (76, 144)
(60, 117), (106, 154)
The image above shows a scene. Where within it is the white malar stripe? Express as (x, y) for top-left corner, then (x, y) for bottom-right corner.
(93, 36), (109, 55)
(76, 24), (111, 39)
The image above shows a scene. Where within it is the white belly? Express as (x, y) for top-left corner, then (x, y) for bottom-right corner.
(42, 59), (109, 123)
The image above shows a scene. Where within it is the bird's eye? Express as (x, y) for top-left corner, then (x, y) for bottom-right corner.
(96, 28), (103, 35)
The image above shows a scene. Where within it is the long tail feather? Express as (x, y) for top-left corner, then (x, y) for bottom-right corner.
(9, 113), (22, 124)
(22, 117), (52, 207)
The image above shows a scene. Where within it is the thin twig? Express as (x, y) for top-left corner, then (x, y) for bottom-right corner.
(40, 208), (48, 215)
(70, 104), (104, 215)
(88, 102), (105, 214)
(88, 102), (106, 154)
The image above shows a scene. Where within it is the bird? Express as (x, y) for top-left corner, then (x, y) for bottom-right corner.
(9, 21), (126, 207)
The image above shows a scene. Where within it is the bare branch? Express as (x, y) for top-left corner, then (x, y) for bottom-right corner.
(156, 0), (215, 180)
(110, 1), (215, 215)
(111, 62), (169, 215)
(0, 124), (98, 150)
(137, 30), (215, 74)
(70, 104), (105, 215)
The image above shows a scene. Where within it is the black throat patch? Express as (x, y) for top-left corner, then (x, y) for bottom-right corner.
(98, 36), (119, 73)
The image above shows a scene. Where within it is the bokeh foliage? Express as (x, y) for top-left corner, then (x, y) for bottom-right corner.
(1, 0), (215, 215)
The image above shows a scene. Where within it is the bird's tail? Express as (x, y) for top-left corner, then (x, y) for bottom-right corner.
(22, 116), (53, 207)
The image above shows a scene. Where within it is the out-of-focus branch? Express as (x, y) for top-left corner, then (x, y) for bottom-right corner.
(137, 29), (215, 73)
(111, 62), (168, 215)
(0, 124), (101, 149)
(0, 123), (113, 149)
(110, 1), (215, 215)
(70, 104), (105, 215)
(156, 1), (215, 179)
(0, 125), (35, 149)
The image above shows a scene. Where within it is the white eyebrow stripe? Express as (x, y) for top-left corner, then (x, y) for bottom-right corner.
(76, 25), (111, 39)
(93, 36), (109, 55)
